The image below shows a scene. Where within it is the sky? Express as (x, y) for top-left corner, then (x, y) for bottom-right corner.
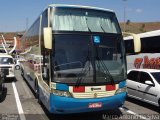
(0, 0), (159, 32)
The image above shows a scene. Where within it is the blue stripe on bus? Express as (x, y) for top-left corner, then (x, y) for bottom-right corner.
(119, 81), (126, 88)
(49, 92), (126, 114)
(56, 83), (69, 91)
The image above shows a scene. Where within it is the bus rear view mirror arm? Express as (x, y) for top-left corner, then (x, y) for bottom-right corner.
(43, 27), (52, 49)
(122, 32), (141, 53)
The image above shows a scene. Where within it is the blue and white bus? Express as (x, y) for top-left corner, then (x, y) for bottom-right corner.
(124, 30), (160, 70)
(20, 4), (140, 114)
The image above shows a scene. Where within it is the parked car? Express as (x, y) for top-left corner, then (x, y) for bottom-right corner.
(0, 54), (15, 79)
(127, 69), (160, 107)
(15, 59), (21, 70)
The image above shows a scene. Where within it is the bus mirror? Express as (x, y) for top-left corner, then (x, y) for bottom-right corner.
(43, 27), (52, 49)
(123, 32), (141, 53)
(42, 66), (49, 80)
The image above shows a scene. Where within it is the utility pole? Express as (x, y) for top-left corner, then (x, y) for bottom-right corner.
(123, 0), (127, 32)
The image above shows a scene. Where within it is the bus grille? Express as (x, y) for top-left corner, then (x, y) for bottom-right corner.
(0, 67), (10, 75)
(72, 90), (116, 99)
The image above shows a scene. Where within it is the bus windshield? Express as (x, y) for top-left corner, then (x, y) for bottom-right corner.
(0, 57), (14, 64)
(52, 34), (126, 85)
(52, 7), (120, 33)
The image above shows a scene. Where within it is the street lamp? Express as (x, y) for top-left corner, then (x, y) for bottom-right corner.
(123, 0), (127, 32)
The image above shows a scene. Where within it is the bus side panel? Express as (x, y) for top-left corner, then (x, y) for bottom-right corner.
(23, 69), (35, 90)
(39, 85), (50, 111)
(127, 53), (160, 70)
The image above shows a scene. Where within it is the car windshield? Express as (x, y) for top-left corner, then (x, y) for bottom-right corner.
(151, 72), (160, 84)
(52, 33), (126, 84)
(0, 57), (14, 64)
(52, 7), (120, 33)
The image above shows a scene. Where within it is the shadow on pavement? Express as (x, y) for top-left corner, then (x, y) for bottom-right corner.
(41, 105), (123, 120)
(5, 77), (17, 83)
(0, 87), (7, 102)
(126, 97), (160, 113)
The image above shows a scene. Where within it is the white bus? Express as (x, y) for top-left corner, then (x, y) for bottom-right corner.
(124, 30), (160, 70)
(20, 4), (140, 114)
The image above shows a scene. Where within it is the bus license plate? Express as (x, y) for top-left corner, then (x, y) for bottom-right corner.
(88, 102), (102, 108)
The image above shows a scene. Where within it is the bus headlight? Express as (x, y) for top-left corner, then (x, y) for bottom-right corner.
(51, 89), (72, 97)
(115, 87), (127, 94)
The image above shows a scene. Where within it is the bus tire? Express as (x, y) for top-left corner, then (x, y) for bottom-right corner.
(35, 80), (38, 98)
(0, 81), (4, 96)
(21, 68), (24, 77)
(37, 88), (42, 104)
(0, 71), (5, 97)
(35, 80), (41, 104)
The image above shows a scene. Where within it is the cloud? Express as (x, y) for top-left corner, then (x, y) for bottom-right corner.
(135, 9), (143, 13)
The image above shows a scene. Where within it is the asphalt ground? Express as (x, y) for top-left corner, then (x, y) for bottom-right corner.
(0, 70), (159, 120)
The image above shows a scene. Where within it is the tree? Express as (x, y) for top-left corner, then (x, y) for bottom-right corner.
(140, 23), (146, 32)
(126, 19), (131, 25)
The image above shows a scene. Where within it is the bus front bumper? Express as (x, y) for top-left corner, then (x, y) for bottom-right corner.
(49, 92), (126, 114)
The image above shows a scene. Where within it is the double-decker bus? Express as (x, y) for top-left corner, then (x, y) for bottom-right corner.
(20, 4), (140, 114)
(124, 30), (160, 70)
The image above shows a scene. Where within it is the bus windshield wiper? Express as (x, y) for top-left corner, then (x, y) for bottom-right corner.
(95, 47), (115, 85)
(75, 44), (91, 87)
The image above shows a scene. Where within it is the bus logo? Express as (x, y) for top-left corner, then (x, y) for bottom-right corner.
(134, 56), (160, 69)
(91, 88), (101, 91)
(88, 102), (102, 108)
(134, 58), (143, 68)
(94, 93), (98, 98)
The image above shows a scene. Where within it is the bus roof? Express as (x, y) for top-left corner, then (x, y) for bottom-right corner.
(124, 30), (160, 40)
(128, 69), (160, 73)
(49, 4), (114, 13)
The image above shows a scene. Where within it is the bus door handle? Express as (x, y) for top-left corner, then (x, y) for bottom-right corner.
(137, 84), (141, 88)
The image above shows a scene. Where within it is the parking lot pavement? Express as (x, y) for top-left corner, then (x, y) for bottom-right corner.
(0, 79), (18, 114)
(124, 97), (159, 114)
(0, 70), (159, 120)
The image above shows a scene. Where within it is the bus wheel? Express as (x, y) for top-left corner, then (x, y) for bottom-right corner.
(35, 81), (38, 98)
(0, 82), (4, 96)
(35, 80), (41, 104)
(0, 73), (5, 96)
(21, 68), (24, 77)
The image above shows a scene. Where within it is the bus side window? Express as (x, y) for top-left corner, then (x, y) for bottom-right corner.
(42, 51), (50, 85)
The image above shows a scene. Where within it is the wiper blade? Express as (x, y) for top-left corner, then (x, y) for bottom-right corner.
(75, 62), (91, 87)
(75, 44), (91, 87)
(96, 59), (115, 85)
(96, 47), (115, 85)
